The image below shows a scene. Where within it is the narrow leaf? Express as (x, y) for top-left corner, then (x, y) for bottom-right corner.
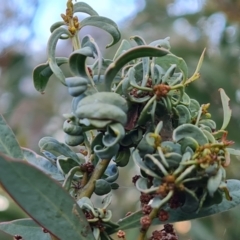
(80, 16), (121, 48)
(130, 35), (146, 46)
(73, 2), (99, 16)
(0, 115), (23, 159)
(47, 27), (71, 85)
(0, 219), (51, 240)
(0, 153), (95, 240)
(50, 21), (65, 32)
(219, 88), (232, 130)
(33, 57), (68, 93)
(104, 46), (169, 91)
(185, 48), (206, 85)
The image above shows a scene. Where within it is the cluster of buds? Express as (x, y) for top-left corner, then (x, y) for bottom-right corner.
(153, 83), (171, 100)
(80, 162), (95, 174)
(61, 0), (80, 34)
(117, 230), (126, 239)
(149, 224), (178, 240)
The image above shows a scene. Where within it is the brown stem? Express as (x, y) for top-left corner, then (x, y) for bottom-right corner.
(77, 159), (110, 199)
(80, 172), (89, 188)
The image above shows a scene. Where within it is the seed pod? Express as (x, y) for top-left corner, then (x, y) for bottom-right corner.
(64, 134), (84, 146)
(94, 179), (111, 196)
(65, 77), (88, 97)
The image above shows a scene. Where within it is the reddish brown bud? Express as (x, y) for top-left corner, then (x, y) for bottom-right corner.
(140, 215), (151, 229)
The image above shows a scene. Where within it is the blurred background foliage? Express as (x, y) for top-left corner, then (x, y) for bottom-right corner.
(0, 0), (240, 239)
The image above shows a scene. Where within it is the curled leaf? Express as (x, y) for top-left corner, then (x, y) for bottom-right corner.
(173, 124), (208, 145)
(73, 2), (99, 16)
(94, 144), (120, 160)
(69, 46), (95, 82)
(104, 46), (169, 91)
(80, 16), (121, 48)
(47, 27), (71, 85)
(103, 123), (125, 147)
(65, 77), (89, 97)
(33, 57), (68, 93)
(76, 103), (127, 126)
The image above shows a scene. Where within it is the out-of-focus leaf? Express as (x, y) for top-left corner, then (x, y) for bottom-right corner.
(80, 16), (121, 48)
(219, 88), (232, 130)
(130, 35), (146, 46)
(0, 115), (23, 159)
(33, 57), (68, 93)
(47, 27), (71, 85)
(104, 46), (169, 91)
(227, 148), (240, 156)
(0, 219), (51, 240)
(73, 2), (99, 16)
(0, 153), (95, 240)
(22, 148), (64, 181)
(149, 37), (171, 50)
